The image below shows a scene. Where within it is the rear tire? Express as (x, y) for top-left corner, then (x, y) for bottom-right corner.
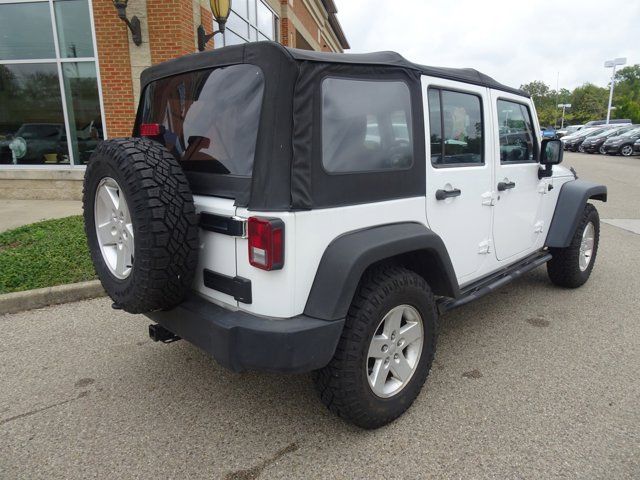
(547, 203), (600, 288)
(314, 266), (437, 429)
(83, 138), (199, 313)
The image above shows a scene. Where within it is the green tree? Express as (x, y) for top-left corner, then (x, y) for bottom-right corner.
(520, 80), (551, 101)
(569, 83), (609, 124)
(520, 81), (558, 127)
(519, 65), (640, 126)
(612, 65), (640, 123)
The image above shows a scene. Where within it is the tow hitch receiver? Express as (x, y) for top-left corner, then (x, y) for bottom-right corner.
(148, 324), (181, 343)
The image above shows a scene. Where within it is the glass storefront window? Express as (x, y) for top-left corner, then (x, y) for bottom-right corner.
(0, 0), (104, 167)
(225, 30), (245, 46)
(257, 1), (275, 38)
(0, 2), (56, 60)
(223, 0), (277, 46)
(227, 11), (249, 39)
(54, 0), (95, 58)
(62, 62), (103, 164)
(0, 63), (69, 165)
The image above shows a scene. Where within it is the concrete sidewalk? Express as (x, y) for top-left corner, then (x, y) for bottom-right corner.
(0, 199), (82, 233)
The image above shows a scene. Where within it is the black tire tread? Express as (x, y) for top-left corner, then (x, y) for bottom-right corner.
(314, 266), (437, 429)
(547, 203), (599, 288)
(83, 137), (199, 313)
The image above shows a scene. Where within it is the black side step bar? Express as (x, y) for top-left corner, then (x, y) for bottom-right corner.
(437, 251), (552, 314)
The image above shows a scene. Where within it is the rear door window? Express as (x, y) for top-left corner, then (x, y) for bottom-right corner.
(139, 64), (264, 176)
(428, 88), (484, 166)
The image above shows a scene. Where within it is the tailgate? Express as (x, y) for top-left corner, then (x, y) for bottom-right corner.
(192, 195), (238, 308)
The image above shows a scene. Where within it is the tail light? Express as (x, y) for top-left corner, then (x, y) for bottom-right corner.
(248, 217), (284, 270)
(140, 123), (162, 137)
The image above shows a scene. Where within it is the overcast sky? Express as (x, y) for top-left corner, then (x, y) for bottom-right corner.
(333, 0), (639, 91)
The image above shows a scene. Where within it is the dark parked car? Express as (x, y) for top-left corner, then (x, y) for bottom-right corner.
(602, 127), (640, 156)
(563, 127), (608, 152)
(0, 123), (65, 164)
(581, 126), (637, 154)
(634, 138), (640, 153)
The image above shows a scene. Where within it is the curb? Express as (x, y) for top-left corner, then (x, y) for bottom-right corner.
(0, 280), (106, 315)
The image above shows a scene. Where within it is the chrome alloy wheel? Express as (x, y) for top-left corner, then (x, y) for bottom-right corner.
(621, 145), (633, 156)
(366, 305), (424, 398)
(94, 177), (134, 279)
(599, 145), (606, 155)
(579, 221), (595, 272)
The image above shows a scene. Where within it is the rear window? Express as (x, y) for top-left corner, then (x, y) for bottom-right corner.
(139, 64), (264, 176)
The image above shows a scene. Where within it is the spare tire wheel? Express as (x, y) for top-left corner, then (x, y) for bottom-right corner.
(83, 138), (199, 313)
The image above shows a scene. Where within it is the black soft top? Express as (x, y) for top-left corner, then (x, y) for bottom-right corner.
(137, 42), (528, 211)
(141, 41), (528, 98)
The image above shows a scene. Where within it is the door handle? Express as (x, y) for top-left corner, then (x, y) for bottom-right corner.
(497, 181), (516, 191)
(435, 188), (462, 200)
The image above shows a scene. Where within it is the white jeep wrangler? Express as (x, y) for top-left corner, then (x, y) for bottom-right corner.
(83, 43), (607, 429)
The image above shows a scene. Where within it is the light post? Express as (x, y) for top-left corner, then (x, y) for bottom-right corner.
(604, 57), (626, 124)
(557, 103), (571, 129)
(198, 0), (232, 52)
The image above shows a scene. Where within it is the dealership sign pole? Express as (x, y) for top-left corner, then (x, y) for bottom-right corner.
(604, 57), (626, 125)
(557, 103), (571, 129)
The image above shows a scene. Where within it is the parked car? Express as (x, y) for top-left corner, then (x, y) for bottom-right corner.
(634, 138), (640, 154)
(81, 42), (607, 429)
(602, 127), (640, 156)
(581, 126), (637, 154)
(541, 126), (556, 138)
(556, 124), (583, 138)
(584, 119), (632, 127)
(0, 123), (65, 164)
(563, 127), (608, 151)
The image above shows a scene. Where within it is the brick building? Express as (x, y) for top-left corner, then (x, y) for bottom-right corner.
(0, 0), (348, 198)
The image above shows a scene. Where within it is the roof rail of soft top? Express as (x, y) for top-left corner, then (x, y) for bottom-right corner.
(140, 42), (529, 98)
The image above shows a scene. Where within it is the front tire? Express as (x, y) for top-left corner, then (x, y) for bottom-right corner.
(314, 266), (437, 429)
(547, 204), (600, 288)
(621, 145), (634, 157)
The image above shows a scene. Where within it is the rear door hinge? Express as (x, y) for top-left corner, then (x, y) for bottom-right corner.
(478, 239), (493, 254)
(481, 191), (498, 206)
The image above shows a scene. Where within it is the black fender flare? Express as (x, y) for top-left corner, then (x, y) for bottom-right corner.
(303, 222), (460, 321)
(545, 179), (607, 248)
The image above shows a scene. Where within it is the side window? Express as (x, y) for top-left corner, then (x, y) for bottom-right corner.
(427, 89), (442, 164)
(322, 78), (413, 173)
(497, 99), (537, 163)
(428, 88), (484, 166)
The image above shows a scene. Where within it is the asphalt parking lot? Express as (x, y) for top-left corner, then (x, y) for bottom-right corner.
(1, 152), (639, 479)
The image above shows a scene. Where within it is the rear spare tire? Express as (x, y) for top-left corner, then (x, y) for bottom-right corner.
(83, 138), (199, 313)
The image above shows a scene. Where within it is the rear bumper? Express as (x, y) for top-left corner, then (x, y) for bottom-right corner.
(146, 294), (344, 373)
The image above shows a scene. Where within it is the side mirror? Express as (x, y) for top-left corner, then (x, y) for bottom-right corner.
(539, 139), (563, 179)
(541, 138), (563, 165)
